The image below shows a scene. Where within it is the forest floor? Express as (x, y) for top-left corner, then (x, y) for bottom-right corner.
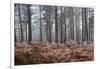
(15, 41), (94, 65)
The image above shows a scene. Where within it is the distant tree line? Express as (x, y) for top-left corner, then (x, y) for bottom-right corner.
(14, 4), (94, 44)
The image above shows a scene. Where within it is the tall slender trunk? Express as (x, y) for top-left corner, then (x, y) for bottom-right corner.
(84, 8), (88, 42)
(46, 11), (48, 41)
(70, 8), (74, 41)
(27, 4), (32, 44)
(14, 11), (17, 42)
(60, 7), (63, 43)
(82, 8), (85, 42)
(18, 4), (23, 42)
(64, 8), (66, 43)
(55, 6), (58, 43)
(72, 8), (74, 40)
(88, 9), (90, 42)
(14, 28), (17, 42)
(48, 6), (51, 42)
(39, 5), (42, 42)
(26, 23), (27, 41)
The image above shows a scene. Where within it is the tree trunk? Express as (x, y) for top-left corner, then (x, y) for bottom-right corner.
(64, 8), (66, 43)
(48, 6), (51, 42)
(72, 8), (74, 41)
(14, 28), (17, 42)
(88, 9), (90, 42)
(18, 4), (23, 42)
(27, 4), (32, 44)
(84, 8), (88, 42)
(55, 6), (58, 43)
(39, 5), (42, 42)
(82, 8), (85, 42)
(70, 8), (74, 41)
(60, 7), (63, 43)
(26, 23), (27, 41)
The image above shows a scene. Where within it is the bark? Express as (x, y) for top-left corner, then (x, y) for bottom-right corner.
(27, 4), (32, 44)
(55, 6), (58, 43)
(39, 5), (42, 42)
(18, 4), (23, 42)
